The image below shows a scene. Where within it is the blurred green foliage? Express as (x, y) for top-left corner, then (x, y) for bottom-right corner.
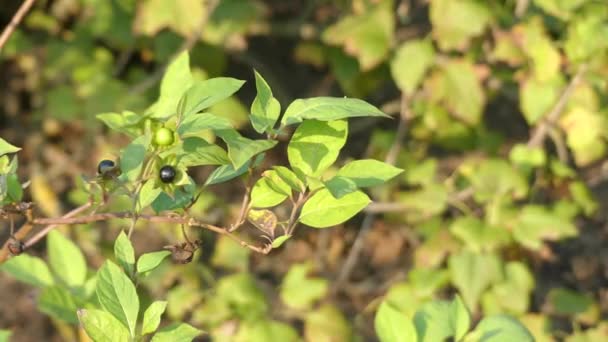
(2, 0), (608, 341)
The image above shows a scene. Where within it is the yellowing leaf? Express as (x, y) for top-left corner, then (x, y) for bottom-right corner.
(322, 0), (394, 70)
(134, 0), (205, 37)
(430, 0), (491, 51)
(31, 172), (61, 217)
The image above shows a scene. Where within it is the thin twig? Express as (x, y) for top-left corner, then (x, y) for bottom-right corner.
(24, 201), (93, 248)
(527, 64), (588, 148)
(332, 94), (410, 293)
(0, 0), (36, 52)
(1, 208), (269, 265)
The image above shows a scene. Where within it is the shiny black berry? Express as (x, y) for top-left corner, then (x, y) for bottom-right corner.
(97, 159), (116, 175)
(159, 165), (177, 183)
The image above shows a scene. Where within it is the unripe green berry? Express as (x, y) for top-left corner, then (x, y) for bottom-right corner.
(154, 127), (175, 146)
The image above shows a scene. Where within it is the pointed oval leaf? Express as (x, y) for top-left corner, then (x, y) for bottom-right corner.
(337, 159), (404, 187)
(412, 295), (470, 342)
(272, 234), (292, 248)
(114, 231), (135, 275)
(177, 137), (230, 167)
(137, 251), (171, 275)
(181, 77), (245, 117)
(0, 137), (20, 156)
(39, 286), (79, 324)
(78, 309), (130, 342)
(281, 97), (388, 125)
(48, 230), (87, 288)
(96, 260), (139, 336)
(272, 166), (305, 192)
(150, 52), (193, 119)
(287, 120), (348, 178)
(120, 135), (149, 181)
(250, 70), (281, 133)
(473, 314), (534, 342)
(1, 254), (54, 287)
(375, 301), (417, 342)
(142, 301), (168, 336)
(216, 129), (277, 169)
(324, 176), (359, 199)
(299, 189), (370, 228)
(136, 180), (162, 213)
(151, 322), (203, 342)
(177, 113), (233, 136)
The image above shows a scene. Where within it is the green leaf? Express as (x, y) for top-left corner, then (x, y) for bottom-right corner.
(0, 137), (20, 156)
(177, 113), (233, 136)
(181, 77), (245, 118)
(216, 129), (277, 169)
(250, 70), (281, 134)
(151, 323), (203, 342)
(272, 166), (305, 192)
(177, 137), (230, 167)
(519, 77), (561, 125)
(48, 230), (87, 288)
(0, 254), (54, 287)
(272, 234), (292, 248)
(4, 173), (22, 203)
(375, 301), (417, 342)
(136, 180), (162, 213)
(299, 189), (370, 228)
(38, 286), (79, 324)
(450, 217), (511, 253)
(472, 315), (534, 342)
(96, 260), (139, 336)
(509, 144), (547, 167)
(449, 251), (502, 311)
(412, 295), (470, 342)
(281, 97), (388, 125)
(547, 288), (599, 324)
(149, 52), (193, 119)
(211, 235), (251, 272)
(134, 0), (205, 37)
(533, 0), (586, 21)
(321, 0), (394, 71)
(250, 170), (291, 208)
(305, 304), (353, 342)
(216, 273), (268, 319)
(513, 205), (578, 250)
(287, 119), (348, 178)
(235, 319), (299, 342)
(440, 59), (485, 125)
(466, 159), (528, 203)
(0, 330), (11, 342)
(280, 262), (328, 311)
(205, 162), (251, 186)
(142, 301), (168, 336)
(120, 135), (149, 181)
(137, 251), (171, 275)
(430, 0), (491, 51)
(391, 39), (435, 94)
(336, 159), (404, 188)
(78, 309), (131, 342)
(113, 231), (135, 276)
(324, 176), (359, 199)
(96, 111), (144, 137)
(565, 13), (608, 62)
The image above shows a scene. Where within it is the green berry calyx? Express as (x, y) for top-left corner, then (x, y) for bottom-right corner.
(159, 165), (177, 183)
(154, 127), (175, 146)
